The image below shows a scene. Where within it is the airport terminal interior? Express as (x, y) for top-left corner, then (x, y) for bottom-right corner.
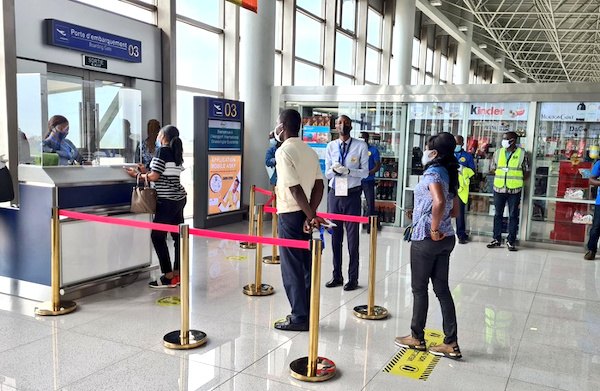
(1, 0), (600, 390)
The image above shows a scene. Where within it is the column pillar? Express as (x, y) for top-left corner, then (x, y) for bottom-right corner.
(390, 0), (416, 85)
(239, 0), (276, 201)
(157, 0), (176, 124)
(493, 57), (505, 84)
(455, 28), (472, 84)
(0, 0), (18, 201)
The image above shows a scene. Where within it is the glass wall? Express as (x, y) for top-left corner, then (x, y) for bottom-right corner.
(464, 102), (529, 237)
(402, 103), (465, 225)
(285, 101), (405, 226)
(528, 102), (599, 245)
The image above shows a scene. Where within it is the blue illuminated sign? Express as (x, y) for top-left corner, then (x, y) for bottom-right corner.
(46, 19), (142, 63)
(208, 120), (241, 151)
(208, 98), (242, 121)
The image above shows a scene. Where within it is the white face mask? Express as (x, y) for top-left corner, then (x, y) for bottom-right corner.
(273, 124), (284, 143)
(501, 139), (512, 149)
(421, 150), (436, 167)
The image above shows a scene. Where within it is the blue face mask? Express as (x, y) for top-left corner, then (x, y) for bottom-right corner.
(155, 141), (161, 149)
(454, 145), (462, 153)
(270, 138), (277, 147)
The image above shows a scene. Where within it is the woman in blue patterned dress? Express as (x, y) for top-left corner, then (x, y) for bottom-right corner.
(395, 132), (462, 359)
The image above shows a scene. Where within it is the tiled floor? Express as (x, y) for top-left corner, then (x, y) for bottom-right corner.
(1, 221), (599, 390)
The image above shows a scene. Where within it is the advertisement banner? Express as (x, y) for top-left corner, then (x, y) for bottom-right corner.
(303, 125), (329, 175)
(208, 155), (242, 215)
(208, 120), (241, 151)
(539, 102), (600, 122)
(468, 102), (528, 121)
(408, 103), (465, 120)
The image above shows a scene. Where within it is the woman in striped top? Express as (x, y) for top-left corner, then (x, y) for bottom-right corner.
(125, 125), (187, 288)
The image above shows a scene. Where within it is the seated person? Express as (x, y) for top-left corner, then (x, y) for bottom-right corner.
(42, 115), (85, 166)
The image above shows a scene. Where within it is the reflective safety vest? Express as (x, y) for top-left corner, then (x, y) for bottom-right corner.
(458, 166), (475, 204)
(494, 148), (524, 190)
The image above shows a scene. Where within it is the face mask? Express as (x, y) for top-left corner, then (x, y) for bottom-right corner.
(340, 124), (351, 137)
(273, 124), (284, 143)
(155, 141), (161, 149)
(55, 128), (68, 142)
(454, 145), (462, 153)
(501, 139), (512, 149)
(270, 138), (277, 147)
(421, 150), (436, 167)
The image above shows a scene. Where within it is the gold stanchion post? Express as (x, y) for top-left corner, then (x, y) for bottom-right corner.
(290, 239), (336, 382)
(243, 205), (274, 296)
(353, 216), (388, 320)
(240, 185), (257, 249)
(35, 207), (77, 316)
(163, 224), (207, 349)
(263, 195), (280, 264)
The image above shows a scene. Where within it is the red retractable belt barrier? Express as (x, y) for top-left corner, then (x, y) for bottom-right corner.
(59, 210), (309, 250)
(261, 207), (369, 224)
(254, 187), (273, 196)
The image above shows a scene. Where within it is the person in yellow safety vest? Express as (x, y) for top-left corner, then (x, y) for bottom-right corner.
(487, 131), (530, 252)
(454, 135), (476, 244)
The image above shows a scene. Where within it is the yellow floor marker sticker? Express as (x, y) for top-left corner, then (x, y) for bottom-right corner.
(384, 329), (444, 381)
(156, 296), (181, 306)
(226, 255), (247, 261)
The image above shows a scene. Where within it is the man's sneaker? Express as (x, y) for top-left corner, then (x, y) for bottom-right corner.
(429, 343), (462, 359)
(458, 237), (468, 244)
(149, 275), (179, 289)
(487, 239), (501, 248)
(584, 251), (597, 261)
(507, 242), (517, 252)
(394, 335), (426, 351)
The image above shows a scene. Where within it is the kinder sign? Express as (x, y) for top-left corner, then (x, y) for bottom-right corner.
(468, 102), (528, 121)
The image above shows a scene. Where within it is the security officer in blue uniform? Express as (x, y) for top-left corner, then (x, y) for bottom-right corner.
(324, 115), (369, 291)
(454, 135), (476, 244)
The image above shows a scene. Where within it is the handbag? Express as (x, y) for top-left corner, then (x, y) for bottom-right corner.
(130, 174), (157, 213)
(403, 210), (431, 242)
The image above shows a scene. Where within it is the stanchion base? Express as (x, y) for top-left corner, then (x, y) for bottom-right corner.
(34, 301), (77, 316)
(243, 283), (274, 296)
(163, 330), (207, 350)
(353, 305), (389, 320)
(262, 255), (280, 264)
(239, 242), (257, 249)
(290, 356), (336, 382)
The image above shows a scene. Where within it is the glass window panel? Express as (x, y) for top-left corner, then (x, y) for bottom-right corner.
(47, 74), (84, 150)
(334, 73), (353, 85)
(335, 32), (354, 75)
(274, 52), (282, 86)
(367, 8), (381, 47)
(297, 0), (323, 17)
(176, 0), (221, 28)
(440, 55), (448, 81)
(340, 0), (356, 32)
(411, 68), (418, 85)
(412, 38), (420, 68)
(17, 73), (43, 164)
(176, 22), (220, 91)
(275, 0), (283, 50)
(75, 0), (154, 24)
(295, 12), (322, 63)
(425, 48), (434, 73)
(294, 61), (321, 86)
(425, 74), (433, 85)
(365, 47), (379, 84)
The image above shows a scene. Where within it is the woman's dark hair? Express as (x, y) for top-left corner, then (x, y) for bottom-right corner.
(160, 125), (184, 166)
(425, 132), (459, 196)
(44, 115), (68, 138)
(147, 119), (160, 155)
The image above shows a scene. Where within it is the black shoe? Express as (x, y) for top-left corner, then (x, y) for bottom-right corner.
(584, 251), (597, 261)
(458, 238), (468, 244)
(507, 242), (517, 252)
(343, 280), (359, 291)
(274, 319), (308, 331)
(487, 239), (501, 248)
(325, 277), (343, 288)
